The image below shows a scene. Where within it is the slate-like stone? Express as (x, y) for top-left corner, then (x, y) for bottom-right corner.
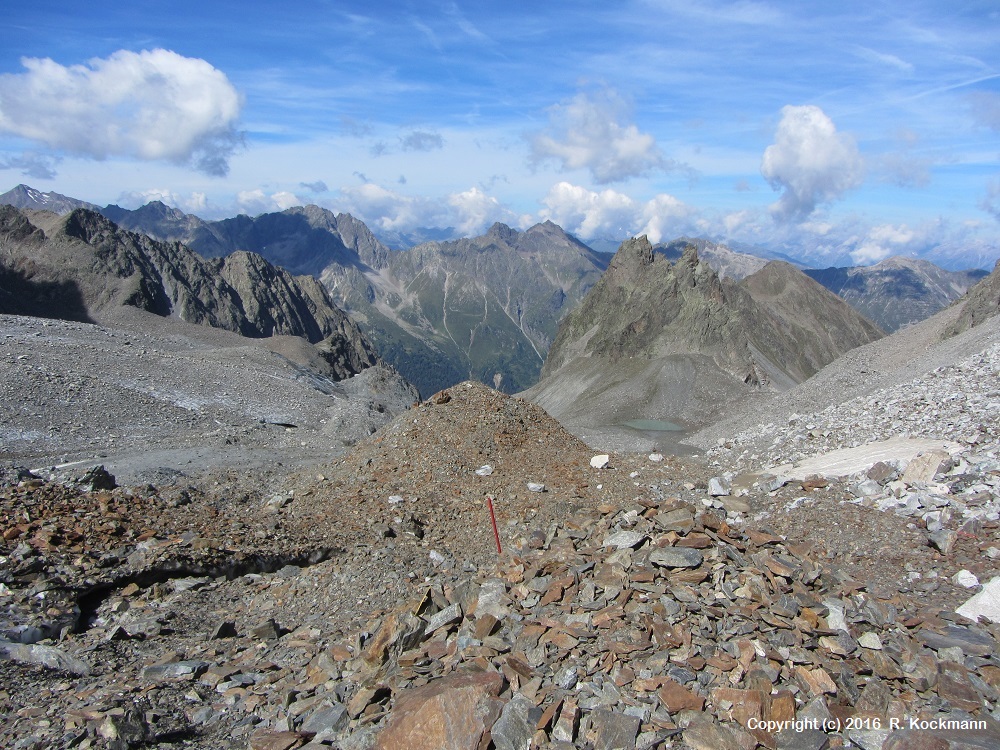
(776, 728), (830, 750)
(918, 626), (995, 657)
(141, 660), (209, 681)
(301, 701), (349, 737)
(0, 642), (92, 676)
(492, 694), (542, 750)
(682, 715), (741, 750)
(649, 547), (703, 569)
(957, 576), (1000, 623)
(602, 531), (646, 550)
(589, 709), (640, 750)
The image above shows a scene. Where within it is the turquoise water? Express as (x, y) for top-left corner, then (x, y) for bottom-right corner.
(622, 418), (684, 432)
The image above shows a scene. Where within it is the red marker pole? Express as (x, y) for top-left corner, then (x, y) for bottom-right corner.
(487, 495), (502, 555)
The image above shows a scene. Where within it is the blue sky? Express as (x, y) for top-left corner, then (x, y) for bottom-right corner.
(2, 0), (999, 267)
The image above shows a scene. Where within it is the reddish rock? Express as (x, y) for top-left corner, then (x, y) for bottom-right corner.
(658, 678), (705, 712)
(375, 669), (505, 750)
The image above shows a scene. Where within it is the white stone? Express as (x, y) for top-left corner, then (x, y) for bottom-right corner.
(953, 570), (980, 588)
(602, 531), (646, 550)
(590, 454), (610, 469)
(858, 632), (883, 650)
(708, 477), (730, 496)
(823, 599), (848, 632)
(388, 494), (404, 504)
(475, 465), (494, 476)
(526, 482), (545, 493)
(957, 576), (1000, 623)
(648, 453), (664, 462)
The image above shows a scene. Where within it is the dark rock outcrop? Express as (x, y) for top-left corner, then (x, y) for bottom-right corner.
(0, 206), (381, 381)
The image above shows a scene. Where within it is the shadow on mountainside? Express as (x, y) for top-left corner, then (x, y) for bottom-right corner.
(0, 264), (95, 324)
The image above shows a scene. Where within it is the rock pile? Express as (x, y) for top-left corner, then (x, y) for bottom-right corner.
(2, 373), (999, 749)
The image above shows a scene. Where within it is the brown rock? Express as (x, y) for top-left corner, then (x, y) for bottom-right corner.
(375, 669), (505, 750)
(795, 666), (838, 697)
(658, 678), (705, 712)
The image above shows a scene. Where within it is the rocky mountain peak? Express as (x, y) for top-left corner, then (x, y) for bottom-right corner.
(485, 221), (518, 244)
(607, 235), (655, 279)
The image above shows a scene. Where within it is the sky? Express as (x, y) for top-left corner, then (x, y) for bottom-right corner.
(2, 1), (999, 268)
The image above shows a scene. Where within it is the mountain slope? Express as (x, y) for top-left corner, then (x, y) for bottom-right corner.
(945, 258), (1000, 336)
(805, 256), (988, 332)
(0, 184), (98, 214)
(0, 206), (384, 381)
(525, 236), (884, 450)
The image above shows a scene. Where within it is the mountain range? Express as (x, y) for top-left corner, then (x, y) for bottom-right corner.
(2, 183), (992, 397)
(804, 256), (988, 332)
(96, 198), (610, 397)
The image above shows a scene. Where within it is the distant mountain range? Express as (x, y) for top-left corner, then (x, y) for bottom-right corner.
(183, 208), (610, 397)
(2, 183), (992, 395)
(804, 257), (988, 332)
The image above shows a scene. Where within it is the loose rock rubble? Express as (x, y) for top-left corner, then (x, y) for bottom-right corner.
(2, 352), (999, 749)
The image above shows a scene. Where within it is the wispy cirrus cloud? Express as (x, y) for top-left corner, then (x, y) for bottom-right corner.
(400, 130), (444, 152)
(0, 151), (60, 179)
(0, 49), (244, 176)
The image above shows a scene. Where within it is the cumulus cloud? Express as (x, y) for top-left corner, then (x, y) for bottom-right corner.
(337, 183), (447, 231)
(760, 105), (864, 222)
(539, 182), (692, 242)
(850, 223), (918, 264)
(334, 182), (522, 236)
(447, 187), (525, 235)
(400, 130), (444, 152)
(116, 188), (209, 214)
(0, 151), (60, 179)
(529, 90), (675, 184)
(0, 49), (243, 176)
(236, 189), (303, 215)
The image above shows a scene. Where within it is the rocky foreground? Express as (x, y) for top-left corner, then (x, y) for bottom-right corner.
(2, 359), (1000, 750)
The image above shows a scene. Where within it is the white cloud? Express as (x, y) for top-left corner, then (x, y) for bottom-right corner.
(236, 189), (303, 215)
(539, 182), (692, 242)
(116, 188), (209, 214)
(760, 105), (864, 222)
(529, 90), (673, 184)
(333, 182), (523, 236)
(336, 183), (447, 231)
(447, 187), (525, 235)
(851, 223), (918, 264)
(0, 49), (243, 176)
